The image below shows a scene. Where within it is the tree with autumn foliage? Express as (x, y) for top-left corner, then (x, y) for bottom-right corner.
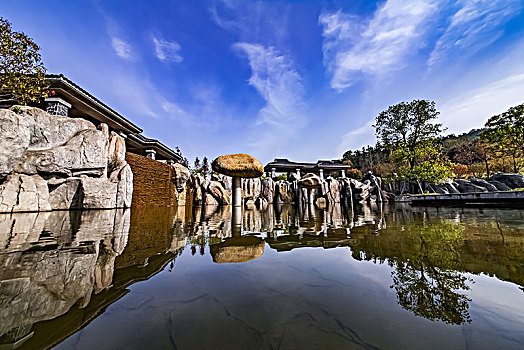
(0, 17), (48, 104)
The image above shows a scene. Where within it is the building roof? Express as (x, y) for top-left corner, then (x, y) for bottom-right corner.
(264, 158), (352, 172)
(46, 74), (143, 134)
(46, 74), (181, 161)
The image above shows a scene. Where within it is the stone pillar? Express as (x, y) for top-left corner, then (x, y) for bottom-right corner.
(319, 169), (324, 180)
(232, 205), (242, 237)
(271, 168), (276, 178)
(341, 169), (346, 178)
(145, 149), (156, 160)
(296, 168), (301, 178)
(45, 97), (71, 116)
(232, 176), (242, 207)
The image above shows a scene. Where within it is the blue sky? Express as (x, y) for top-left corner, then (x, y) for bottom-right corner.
(2, 0), (524, 165)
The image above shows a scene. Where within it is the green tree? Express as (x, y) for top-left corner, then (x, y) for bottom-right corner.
(483, 103), (524, 173)
(193, 157), (201, 170)
(0, 17), (47, 104)
(201, 157), (210, 178)
(374, 100), (453, 185)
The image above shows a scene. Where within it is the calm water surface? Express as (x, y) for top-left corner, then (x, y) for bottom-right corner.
(1, 203), (523, 349)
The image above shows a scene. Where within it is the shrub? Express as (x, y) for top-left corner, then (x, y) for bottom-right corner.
(346, 168), (362, 180)
(453, 164), (469, 179)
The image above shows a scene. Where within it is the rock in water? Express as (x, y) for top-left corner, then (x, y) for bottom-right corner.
(298, 173), (322, 188)
(171, 163), (190, 193)
(212, 153), (264, 178)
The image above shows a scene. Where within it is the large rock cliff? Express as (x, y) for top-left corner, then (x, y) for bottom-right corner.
(0, 106), (133, 213)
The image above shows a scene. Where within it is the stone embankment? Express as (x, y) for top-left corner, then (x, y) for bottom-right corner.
(184, 171), (524, 208)
(384, 173), (524, 196)
(0, 106), (133, 213)
(184, 172), (386, 208)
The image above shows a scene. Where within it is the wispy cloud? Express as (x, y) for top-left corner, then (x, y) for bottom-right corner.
(320, 0), (437, 91)
(233, 42), (306, 157)
(111, 37), (136, 61)
(428, 0), (523, 66)
(210, 0), (290, 46)
(153, 37), (183, 63)
(336, 121), (375, 156)
(440, 73), (524, 134)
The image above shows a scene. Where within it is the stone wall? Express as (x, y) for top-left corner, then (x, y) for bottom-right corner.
(125, 152), (189, 207)
(0, 106), (132, 213)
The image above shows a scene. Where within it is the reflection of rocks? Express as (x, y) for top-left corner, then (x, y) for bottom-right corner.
(0, 209), (130, 339)
(210, 236), (264, 263)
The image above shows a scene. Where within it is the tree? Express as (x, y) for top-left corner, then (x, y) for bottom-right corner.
(374, 100), (453, 185)
(201, 157), (210, 178)
(374, 100), (443, 170)
(0, 17), (47, 104)
(483, 103), (524, 173)
(194, 157), (201, 170)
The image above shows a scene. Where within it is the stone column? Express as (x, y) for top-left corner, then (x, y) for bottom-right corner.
(232, 176), (242, 207)
(296, 168), (301, 178)
(341, 169), (346, 178)
(232, 205), (242, 237)
(319, 169), (324, 180)
(271, 168), (276, 178)
(45, 97), (71, 116)
(145, 149), (156, 160)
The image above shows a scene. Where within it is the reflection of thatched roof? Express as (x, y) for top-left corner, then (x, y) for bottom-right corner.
(210, 236), (265, 263)
(212, 154), (264, 178)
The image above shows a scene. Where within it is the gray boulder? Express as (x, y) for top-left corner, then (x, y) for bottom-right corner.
(81, 178), (117, 209)
(48, 178), (82, 210)
(16, 128), (108, 177)
(491, 173), (524, 189)
(171, 163), (190, 193)
(0, 109), (33, 177)
(116, 164), (133, 208)
(455, 179), (488, 193)
(0, 174), (51, 213)
(488, 180), (511, 191)
(469, 178), (498, 192)
(443, 181), (461, 194)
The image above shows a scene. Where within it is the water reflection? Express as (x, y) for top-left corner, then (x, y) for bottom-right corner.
(0, 204), (524, 349)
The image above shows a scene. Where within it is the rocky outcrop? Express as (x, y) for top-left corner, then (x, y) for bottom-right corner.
(0, 107), (133, 212)
(469, 178), (498, 192)
(172, 163), (190, 193)
(491, 173), (524, 189)
(455, 179), (488, 193)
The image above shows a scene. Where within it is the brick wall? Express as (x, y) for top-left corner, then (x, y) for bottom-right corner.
(126, 152), (179, 207)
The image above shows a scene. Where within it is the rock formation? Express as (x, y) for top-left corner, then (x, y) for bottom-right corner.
(0, 107), (133, 213)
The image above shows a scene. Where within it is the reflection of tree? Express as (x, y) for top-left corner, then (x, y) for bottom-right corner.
(389, 220), (471, 325)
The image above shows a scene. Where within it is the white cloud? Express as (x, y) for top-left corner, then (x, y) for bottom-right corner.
(428, 0), (523, 66)
(336, 121), (376, 156)
(233, 43), (306, 158)
(111, 37), (136, 61)
(320, 0), (437, 91)
(153, 37), (183, 63)
(440, 73), (524, 134)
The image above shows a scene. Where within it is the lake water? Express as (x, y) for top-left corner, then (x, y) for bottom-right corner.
(1, 203), (524, 349)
